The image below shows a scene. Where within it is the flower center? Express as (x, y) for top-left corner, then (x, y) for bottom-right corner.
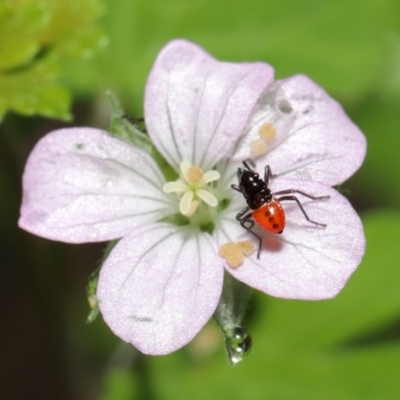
(163, 160), (220, 217)
(185, 166), (203, 183)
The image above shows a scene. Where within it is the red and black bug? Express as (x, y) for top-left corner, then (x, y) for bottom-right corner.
(231, 161), (329, 259)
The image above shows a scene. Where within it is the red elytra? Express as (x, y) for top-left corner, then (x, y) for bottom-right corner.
(231, 161), (329, 259)
(252, 199), (285, 234)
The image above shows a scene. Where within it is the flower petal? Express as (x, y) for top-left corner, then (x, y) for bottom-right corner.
(145, 39), (274, 172)
(215, 179), (365, 300)
(234, 75), (366, 186)
(19, 128), (174, 243)
(97, 223), (224, 355)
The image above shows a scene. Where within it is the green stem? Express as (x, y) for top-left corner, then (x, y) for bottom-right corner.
(214, 271), (252, 332)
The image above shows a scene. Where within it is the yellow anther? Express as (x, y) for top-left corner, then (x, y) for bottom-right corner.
(219, 240), (255, 268)
(219, 243), (243, 268)
(258, 122), (277, 141)
(187, 166), (204, 184)
(237, 241), (255, 256)
(185, 200), (199, 217)
(250, 138), (268, 157)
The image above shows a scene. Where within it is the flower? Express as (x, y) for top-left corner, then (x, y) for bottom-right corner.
(163, 160), (220, 216)
(19, 39), (366, 355)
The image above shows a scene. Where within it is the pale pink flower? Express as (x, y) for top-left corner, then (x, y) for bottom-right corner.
(19, 40), (366, 355)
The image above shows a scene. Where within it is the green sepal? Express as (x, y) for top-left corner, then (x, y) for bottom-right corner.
(107, 90), (153, 152)
(86, 239), (118, 323)
(106, 90), (177, 181)
(86, 267), (100, 324)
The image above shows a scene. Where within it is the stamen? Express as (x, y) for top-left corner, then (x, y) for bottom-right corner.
(164, 160), (221, 217)
(219, 243), (243, 268)
(180, 191), (194, 215)
(163, 181), (188, 193)
(219, 240), (255, 268)
(185, 200), (199, 217)
(258, 122), (277, 141)
(196, 189), (218, 207)
(203, 170), (220, 183)
(186, 166), (203, 183)
(250, 122), (278, 157)
(250, 138), (268, 157)
(237, 241), (255, 256)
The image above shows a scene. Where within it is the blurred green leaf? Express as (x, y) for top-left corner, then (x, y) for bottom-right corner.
(0, 57), (72, 120)
(101, 368), (137, 400)
(150, 345), (400, 400)
(38, 0), (107, 58)
(56, 26), (108, 59)
(63, 0), (400, 107)
(0, 0), (105, 121)
(380, 33), (400, 101)
(0, 1), (49, 70)
(349, 98), (400, 209)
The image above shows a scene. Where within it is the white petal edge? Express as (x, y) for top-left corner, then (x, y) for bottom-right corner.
(233, 75), (366, 186)
(97, 223), (224, 355)
(145, 39), (274, 172)
(19, 127), (174, 243)
(214, 179), (365, 300)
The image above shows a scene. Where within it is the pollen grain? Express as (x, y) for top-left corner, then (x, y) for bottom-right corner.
(219, 240), (255, 268)
(258, 122), (277, 141)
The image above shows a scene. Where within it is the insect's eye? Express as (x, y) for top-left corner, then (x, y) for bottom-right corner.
(254, 173), (259, 178)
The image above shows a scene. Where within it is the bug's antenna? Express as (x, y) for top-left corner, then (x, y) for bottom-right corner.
(242, 159), (256, 170)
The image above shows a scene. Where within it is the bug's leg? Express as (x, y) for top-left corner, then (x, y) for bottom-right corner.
(277, 195), (327, 227)
(235, 207), (250, 221)
(243, 159), (256, 170)
(264, 165), (271, 186)
(273, 189), (330, 200)
(243, 161), (251, 170)
(231, 184), (242, 193)
(236, 208), (263, 259)
(236, 167), (243, 183)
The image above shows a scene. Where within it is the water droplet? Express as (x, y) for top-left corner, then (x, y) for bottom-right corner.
(225, 325), (252, 365)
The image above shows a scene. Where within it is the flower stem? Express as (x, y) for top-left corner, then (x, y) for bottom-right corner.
(214, 272), (253, 364)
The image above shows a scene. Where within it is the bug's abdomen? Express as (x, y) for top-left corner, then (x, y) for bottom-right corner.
(252, 200), (285, 234)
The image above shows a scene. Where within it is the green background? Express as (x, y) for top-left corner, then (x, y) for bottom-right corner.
(2, 0), (400, 399)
